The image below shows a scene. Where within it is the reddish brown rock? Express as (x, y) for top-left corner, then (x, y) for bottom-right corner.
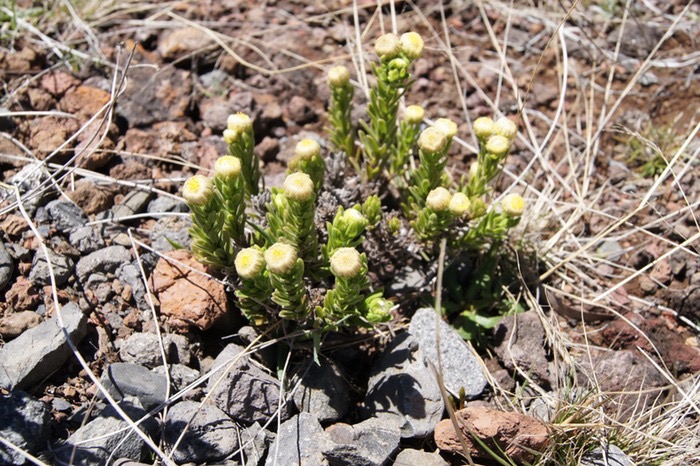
(150, 249), (228, 332)
(1, 214), (29, 237)
(434, 406), (549, 462)
(27, 116), (79, 157)
(0, 311), (42, 339)
(59, 85), (111, 119)
(157, 27), (214, 60)
(4, 276), (41, 312)
(65, 180), (113, 215)
(41, 71), (80, 96)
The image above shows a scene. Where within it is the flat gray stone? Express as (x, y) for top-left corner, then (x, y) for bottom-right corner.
(394, 448), (448, 466)
(292, 356), (350, 423)
(147, 196), (188, 214)
(29, 248), (73, 286)
(408, 308), (487, 398)
(100, 363), (168, 409)
(363, 332), (443, 439)
(53, 398), (158, 466)
(581, 444), (634, 466)
(152, 364), (200, 391)
(207, 344), (291, 424)
(0, 391), (51, 465)
(112, 191), (153, 220)
(240, 422), (272, 466)
(76, 245), (132, 282)
(119, 332), (192, 369)
(69, 226), (105, 254)
(493, 311), (552, 385)
(150, 216), (191, 252)
(116, 263), (147, 309)
(0, 241), (13, 292)
(46, 199), (87, 230)
(0, 302), (87, 391)
(325, 417), (401, 466)
(265, 412), (331, 466)
(164, 401), (240, 463)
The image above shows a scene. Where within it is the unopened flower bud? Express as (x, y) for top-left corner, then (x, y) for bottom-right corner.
(227, 112), (252, 133)
(493, 117), (518, 139)
(404, 105), (424, 124)
(295, 138), (321, 160)
(473, 117), (494, 140)
(223, 129), (238, 144)
(342, 208), (368, 229)
(417, 127), (448, 154)
(235, 248), (265, 279)
(400, 32), (424, 59)
(434, 118), (458, 139)
(375, 33), (401, 59)
(502, 193), (526, 216)
(283, 172), (314, 202)
(426, 187), (452, 212)
(485, 135), (510, 157)
(327, 65), (351, 88)
(182, 175), (214, 207)
(214, 155), (242, 180)
(469, 161), (480, 179)
(330, 247), (363, 279)
(264, 243), (298, 275)
(469, 197), (487, 218)
(448, 192), (471, 216)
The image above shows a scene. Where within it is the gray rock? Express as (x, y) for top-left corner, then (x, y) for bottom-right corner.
(408, 308), (487, 398)
(116, 263), (147, 309)
(0, 391), (51, 465)
(100, 363), (168, 409)
(325, 417), (401, 466)
(45, 199), (87, 231)
(9, 162), (48, 215)
(207, 344), (291, 424)
(150, 216), (192, 252)
(119, 332), (192, 369)
(147, 196), (188, 214)
(394, 449), (448, 466)
(363, 332), (443, 439)
(53, 398), (159, 466)
(28, 248), (73, 286)
(240, 422), (273, 466)
(493, 311), (552, 385)
(292, 356), (350, 423)
(0, 302), (87, 391)
(112, 191), (153, 220)
(581, 444), (634, 466)
(152, 364), (200, 391)
(0, 241), (13, 291)
(76, 245), (132, 282)
(69, 226), (105, 254)
(265, 412), (331, 466)
(164, 401), (240, 463)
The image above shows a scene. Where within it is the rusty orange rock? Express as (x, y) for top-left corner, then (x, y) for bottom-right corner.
(151, 249), (228, 332)
(434, 406), (549, 462)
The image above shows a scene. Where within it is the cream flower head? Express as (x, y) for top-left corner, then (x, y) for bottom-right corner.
(493, 117), (518, 140)
(375, 33), (401, 59)
(404, 105), (424, 124)
(400, 32), (424, 59)
(330, 247), (363, 279)
(433, 118), (458, 139)
(295, 138), (321, 160)
(469, 161), (480, 179)
(473, 117), (494, 140)
(182, 175), (214, 207)
(328, 65), (351, 88)
(502, 193), (526, 216)
(417, 127), (448, 154)
(485, 135), (510, 157)
(223, 129), (238, 144)
(448, 192), (471, 216)
(426, 187), (452, 212)
(227, 112), (252, 133)
(235, 248), (265, 279)
(264, 243), (298, 275)
(214, 156), (242, 180)
(283, 172), (315, 202)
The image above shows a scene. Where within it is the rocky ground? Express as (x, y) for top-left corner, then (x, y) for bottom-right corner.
(1, 0), (699, 465)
